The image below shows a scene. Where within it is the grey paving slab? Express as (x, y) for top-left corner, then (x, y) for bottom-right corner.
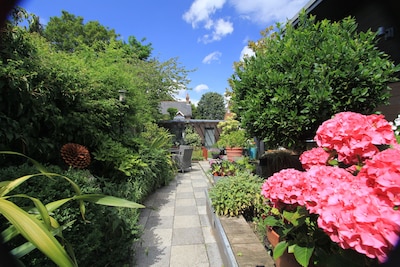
(174, 205), (198, 216)
(199, 214), (211, 227)
(175, 198), (196, 207)
(140, 228), (172, 247)
(173, 215), (201, 228)
(134, 245), (171, 267)
(197, 205), (207, 215)
(175, 191), (194, 199)
(145, 216), (174, 229)
(170, 244), (209, 266)
(150, 206), (175, 217)
(206, 243), (225, 267)
(172, 227), (205, 245)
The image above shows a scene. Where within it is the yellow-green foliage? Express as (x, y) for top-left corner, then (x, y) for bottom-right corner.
(209, 171), (265, 217)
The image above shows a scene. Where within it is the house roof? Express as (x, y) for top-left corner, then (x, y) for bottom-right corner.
(160, 101), (192, 117)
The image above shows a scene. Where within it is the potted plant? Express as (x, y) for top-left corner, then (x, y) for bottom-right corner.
(209, 159), (237, 183)
(216, 114), (247, 161)
(259, 112), (400, 267)
(209, 147), (222, 159)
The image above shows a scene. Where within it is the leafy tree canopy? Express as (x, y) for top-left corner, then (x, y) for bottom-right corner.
(230, 11), (400, 151)
(0, 8), (192, 162)
(196, 92), (226, 120)
(43, 10), (153, 60)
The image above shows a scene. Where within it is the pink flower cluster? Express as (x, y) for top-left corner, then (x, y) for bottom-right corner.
(315, 112), (397, 165)
(261, 112), (400, 262)
(299, 147), (330, 170)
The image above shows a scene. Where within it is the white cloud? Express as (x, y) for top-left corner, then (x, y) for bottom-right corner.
(239, 45), (255, 60)
(202, 51), (222, 64)
(229, 0), (308, 25)
(194, 84), (209, 92)
(199, 18), (233, 43)
(183, 0), (226, 28)
(183, 0), (233, 43)
(213, 18), (234, 39)
(183, 0), (308, 43)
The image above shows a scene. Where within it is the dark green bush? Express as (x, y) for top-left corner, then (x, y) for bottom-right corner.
(230, 12), (400, 151)
(209, 171), (266, 218)
(0, 164), (141, 267)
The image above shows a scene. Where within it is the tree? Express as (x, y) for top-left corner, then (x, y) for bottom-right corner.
(230, 11), (400, 151)
(196, 92), (226, 120)
(0, 9), (192, 162)
(190, 103), (198, 119)
(126, 36), (153, 61)
(167, 107), (178, 119)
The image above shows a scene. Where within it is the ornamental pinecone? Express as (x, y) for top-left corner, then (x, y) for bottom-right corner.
(60, 143), (91, 169)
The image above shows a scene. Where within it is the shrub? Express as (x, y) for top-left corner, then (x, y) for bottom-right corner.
(0, 163), (142, 267)
(230, 11), (400, 151)
(209, 171), (265, 218)
(183, 125), (202, 147)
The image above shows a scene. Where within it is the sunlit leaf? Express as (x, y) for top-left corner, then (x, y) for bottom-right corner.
(273, 241), (288, 260)
(10, 194), (51, 230)
(0, 174), (42, 197)
(73, 194), (145, 208)
(10, 220), (76, 258)
(293, 244), (314, 267)
(0, 199), (76, 267)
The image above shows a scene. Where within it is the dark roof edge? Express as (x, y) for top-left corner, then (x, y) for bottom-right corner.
(288, 0), (323, 26)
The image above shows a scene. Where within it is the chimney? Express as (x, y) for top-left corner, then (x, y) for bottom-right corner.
(186, 93), (191, 104)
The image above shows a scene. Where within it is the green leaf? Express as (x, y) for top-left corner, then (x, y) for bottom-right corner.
(0, 198), (76, 267)
(10, 220), (76, 258)
(263, 215), (280, 226)
(0, 174), (42, 197)
(293, 244), (314, 267)
(282, 210), (303, 226)
(73, 194), (145, 208)
(45, 198), (73, 213)
(273, 241), (288, 260)
(10, 194), (52, 231)
(1, 224), (19, 243)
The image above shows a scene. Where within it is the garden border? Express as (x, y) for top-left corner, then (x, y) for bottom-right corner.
(200, 161), (275, 267)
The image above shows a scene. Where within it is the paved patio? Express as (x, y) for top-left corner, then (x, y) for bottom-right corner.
(132, 162), (224, 267)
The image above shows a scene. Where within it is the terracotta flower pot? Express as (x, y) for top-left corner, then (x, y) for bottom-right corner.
(225, 147), (243, 161)
(266, 228), (302, 267)
(202, 146), (208, 159)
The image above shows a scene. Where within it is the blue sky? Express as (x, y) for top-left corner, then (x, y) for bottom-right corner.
(18, 0), (309, 105)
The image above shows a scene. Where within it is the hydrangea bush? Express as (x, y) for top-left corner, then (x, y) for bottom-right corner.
(261, 112), (400, 266)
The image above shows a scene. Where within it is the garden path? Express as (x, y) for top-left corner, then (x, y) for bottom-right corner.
(133, 162), (224, 267)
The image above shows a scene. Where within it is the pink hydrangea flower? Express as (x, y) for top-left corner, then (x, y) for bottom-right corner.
(300, 147), (331, 170)
(366, 114), (398, 145)
(261, 168), (306, 206)
(315, 112), (397, 165)
(358, 147), (400, 206)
